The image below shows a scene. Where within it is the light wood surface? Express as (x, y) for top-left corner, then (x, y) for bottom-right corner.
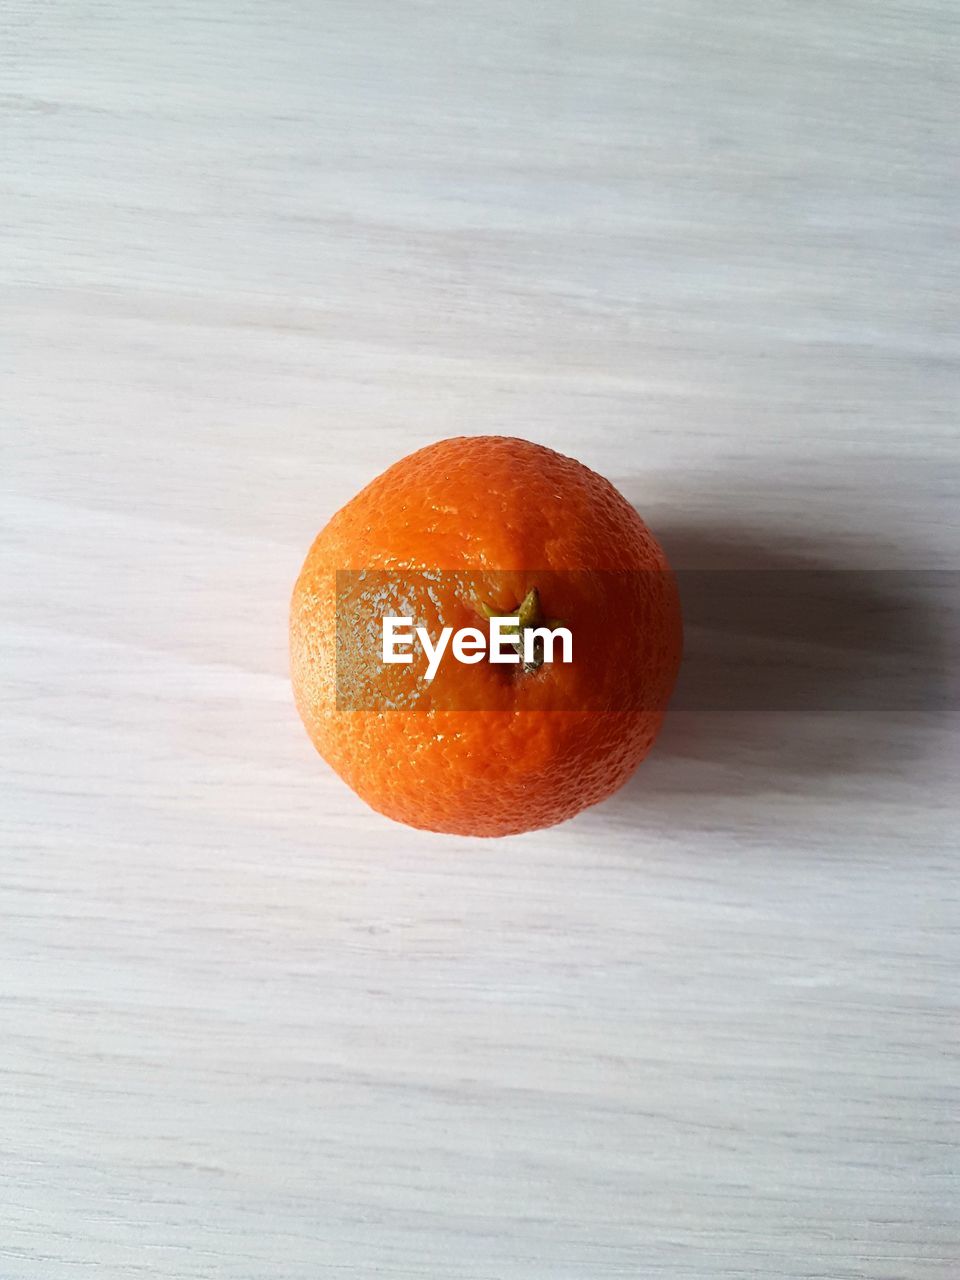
(3, 3), (958, 1277)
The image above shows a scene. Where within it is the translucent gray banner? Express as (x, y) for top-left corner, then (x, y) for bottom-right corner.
(334, 569), (956, 713)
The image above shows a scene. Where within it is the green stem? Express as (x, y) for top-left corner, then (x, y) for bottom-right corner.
(476, 587), (566, 673)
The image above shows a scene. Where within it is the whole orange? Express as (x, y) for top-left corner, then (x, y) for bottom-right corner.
(290, 436), (681, 836)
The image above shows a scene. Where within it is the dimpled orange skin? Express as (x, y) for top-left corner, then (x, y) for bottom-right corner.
(290, 436), (682, 836)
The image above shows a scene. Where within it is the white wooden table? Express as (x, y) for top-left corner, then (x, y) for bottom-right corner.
(3, 3), (957, 1276)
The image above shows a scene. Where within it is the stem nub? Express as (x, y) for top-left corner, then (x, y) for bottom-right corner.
(476, 587), (566, 674)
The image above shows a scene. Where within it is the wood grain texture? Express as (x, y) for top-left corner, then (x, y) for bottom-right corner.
(2, 2), (958, 1277)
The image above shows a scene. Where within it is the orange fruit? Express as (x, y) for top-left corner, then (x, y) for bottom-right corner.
(290, 436), (681, 836)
